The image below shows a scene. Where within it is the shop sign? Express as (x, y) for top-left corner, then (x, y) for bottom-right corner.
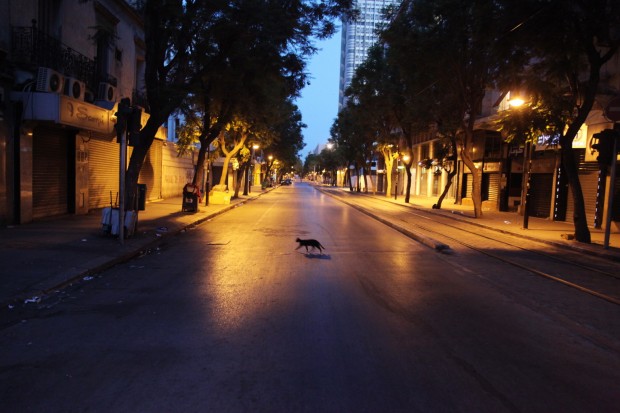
(483, 162), (501, 172)
(60, 95), (113, 134)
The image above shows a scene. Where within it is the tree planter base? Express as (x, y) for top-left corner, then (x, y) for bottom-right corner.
(209, 187), (231, 205)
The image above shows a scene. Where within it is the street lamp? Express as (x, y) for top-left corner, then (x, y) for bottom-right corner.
(508, 91), (532, 229)
(521, 140), (533, 229)
(402, 154), (410, 199)
(507, 90), (526, 108)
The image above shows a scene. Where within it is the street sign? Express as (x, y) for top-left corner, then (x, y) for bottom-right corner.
(604, 97), (620, 122)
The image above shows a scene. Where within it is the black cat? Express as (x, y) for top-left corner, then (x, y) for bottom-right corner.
(295, 238), (326, 254)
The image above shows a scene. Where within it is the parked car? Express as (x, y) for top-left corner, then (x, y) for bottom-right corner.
(280, 178), (292, 185)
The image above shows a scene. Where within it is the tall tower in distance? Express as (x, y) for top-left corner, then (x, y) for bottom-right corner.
(338, 0), (401, 110)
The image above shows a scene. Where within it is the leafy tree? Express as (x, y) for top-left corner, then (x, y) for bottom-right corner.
(317, 141), (344, 186)
(494, 0), (620, 243)
(125, 0), (353, 208)
(303, 153), (323, 179)
(341, 45), (401, 194)
(377, 142), (399, 196)
(382, 0), (514, 217)
(330, 106), (369, 191)
(261, 101), (306, 182)
(431, 134), (459, 209)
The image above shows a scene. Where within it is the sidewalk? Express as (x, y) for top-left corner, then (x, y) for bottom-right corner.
(0, 188), (268, 307)
(318, 185), (620, 262)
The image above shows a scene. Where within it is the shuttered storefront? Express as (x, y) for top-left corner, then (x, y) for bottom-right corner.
(485, 173), (500, 204)
(529, 173), (553, 218)
(464, 173), (473, 199)
(33, 131), (70, 219)
(565, 171), (599, 226)
(89, 138), (121, 209)
(89, 138), (162, 210)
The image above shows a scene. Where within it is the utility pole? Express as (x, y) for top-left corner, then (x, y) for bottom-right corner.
(115, 98), (132, 245)
(521, 141), (532, 229)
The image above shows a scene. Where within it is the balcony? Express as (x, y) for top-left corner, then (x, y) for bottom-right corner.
(11, 25), (116, 93)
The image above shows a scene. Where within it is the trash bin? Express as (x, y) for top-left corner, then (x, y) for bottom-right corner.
(182, 192), (198, 212)
(137, 184), (147, 211)
(182, 183), (200, 212)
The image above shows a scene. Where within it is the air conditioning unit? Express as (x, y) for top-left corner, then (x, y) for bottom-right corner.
(64, 77), (85, 100)
(98, 82), (116, 102)
(36, 67), (64, 94)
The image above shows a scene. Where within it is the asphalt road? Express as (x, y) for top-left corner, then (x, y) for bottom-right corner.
(1, 182), (619, 412)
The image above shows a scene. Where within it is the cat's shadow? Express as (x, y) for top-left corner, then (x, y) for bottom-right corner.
(297, 251), (331, 259)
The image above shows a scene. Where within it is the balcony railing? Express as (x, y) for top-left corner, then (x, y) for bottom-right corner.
(11, 25), (116, 91)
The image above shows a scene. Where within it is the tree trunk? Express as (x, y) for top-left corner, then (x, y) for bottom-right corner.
(192, 125), (222, 190)
(382, 153), (394, 197)
(460, 147), (483, 218)
(404, 163), (412, 203)
(192, 147), (205, 188)
(217, 133), (247, 188)
(242, 161), (250, 195)
(233, 164), (247, 199)
(346, 163), (354, 191)
(125, 118), (160, 211)
(560, 137), (591, 243)
(218, 154), (233, 188)
(434, 168), (457, 209)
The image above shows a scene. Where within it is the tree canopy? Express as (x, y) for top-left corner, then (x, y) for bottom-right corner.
(329, 0), (619, 241)
(125, 0), (353, 205)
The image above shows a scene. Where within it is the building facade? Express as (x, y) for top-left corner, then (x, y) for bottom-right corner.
(397, 81), (620, 231)
(0, 0), (194, 226)
(338, 0), (401, 110)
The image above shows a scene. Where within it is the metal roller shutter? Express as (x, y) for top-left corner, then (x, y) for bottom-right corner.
(90, 139), (162, 209)
(33, 132), (68, 219)
(529, 173), (553, 218)
(464, 174), (473, 198)
(566, 171), (599, 225)
(582, 171), (599, 226)
(485, 173), (500, 203)
(89, 138), (121, 209)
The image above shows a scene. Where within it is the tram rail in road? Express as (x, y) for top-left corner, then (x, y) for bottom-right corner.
(317, 186), (620, 309)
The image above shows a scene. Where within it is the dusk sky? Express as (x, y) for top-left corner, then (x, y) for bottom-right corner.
(295, 29), (342, 159)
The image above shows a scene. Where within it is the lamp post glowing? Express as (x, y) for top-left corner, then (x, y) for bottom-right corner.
(508, 91), (531, 229)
